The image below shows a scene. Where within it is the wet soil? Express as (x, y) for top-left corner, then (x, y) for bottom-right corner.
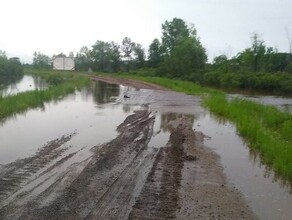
(0, 77), (256, 219)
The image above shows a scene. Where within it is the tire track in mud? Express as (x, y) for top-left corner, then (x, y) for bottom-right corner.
(0, 133), (76, 205)
(128, 123), (186, 219)
(0, 110), (156, 220)
(0, 109), (256, 219)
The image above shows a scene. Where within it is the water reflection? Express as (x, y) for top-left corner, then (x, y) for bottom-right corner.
(229, 94), (292, 113)
(0, 75), (23, 95)
(93, 81), (120, 105)
(160, 113), (195, 132)
(0, 75), (47, 97)
(248, 147), (292, 193)
(209, 111), (292, 190)
(193, 112), (292, 220)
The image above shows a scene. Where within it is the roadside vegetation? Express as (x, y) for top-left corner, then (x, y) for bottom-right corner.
(0, 69), (89, 120)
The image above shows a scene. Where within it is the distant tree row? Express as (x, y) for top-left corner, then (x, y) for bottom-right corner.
(75, 18), (207, 78)
(75, 37), (145, 72)
(203, 33), (292, 93)
(211, 33), (292, 74)
(0, 50), (23, 78)
(29, 18), (292, 94)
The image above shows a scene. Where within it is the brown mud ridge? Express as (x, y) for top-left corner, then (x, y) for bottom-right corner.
(0, 109), (255, 219)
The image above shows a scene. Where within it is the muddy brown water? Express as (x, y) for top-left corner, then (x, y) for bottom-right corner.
(0, 80), (292, 219)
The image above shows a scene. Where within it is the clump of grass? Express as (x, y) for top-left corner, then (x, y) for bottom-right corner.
(0, 70), (89, 121)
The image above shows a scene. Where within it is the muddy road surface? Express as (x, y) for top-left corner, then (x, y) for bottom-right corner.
(0, 76), (255, 219)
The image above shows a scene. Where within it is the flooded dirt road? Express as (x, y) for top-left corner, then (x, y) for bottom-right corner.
(0, 76), (290, 219)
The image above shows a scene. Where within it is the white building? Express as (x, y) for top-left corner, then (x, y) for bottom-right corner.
(52, 56), (75, 71)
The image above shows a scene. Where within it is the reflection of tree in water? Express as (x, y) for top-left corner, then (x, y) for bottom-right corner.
(93, 81), (120, 104)
(0, 75), (23, 96)
(248, 147), (292, 192)
(160, 113), (195, 132)
(32, 76), (48, 89)
(123, 104), (131, 113)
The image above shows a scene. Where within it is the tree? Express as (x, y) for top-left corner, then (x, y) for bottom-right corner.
(161, 17), (190, 54)
(251, 33), (266, 72)
(75, 46), (92, 71)
(91, 41), (112, 72)
(32, 52), (51, 69)
(148, 39), (163, 68)
(89, 41), (122, 72)
(158, 18), (207, 78)
(159, 37), (207, 78)
(133, 43), (145, 69)
(236, 33), (266, 72)
(121, 37), (135, 72)
(108, 42), (121, 72)
(0, 51), (22, 78)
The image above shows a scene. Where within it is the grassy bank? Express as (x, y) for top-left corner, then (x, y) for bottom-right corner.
(111, 73), (292, 181)
(0, 69), (89, 120)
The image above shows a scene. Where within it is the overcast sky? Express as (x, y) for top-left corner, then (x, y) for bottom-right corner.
(1, 0), (292, 63)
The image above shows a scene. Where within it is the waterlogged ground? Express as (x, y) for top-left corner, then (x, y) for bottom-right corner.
(0, 77), (291, 219)
(229, 94), (292, 113)
(0, 75), (47, 97)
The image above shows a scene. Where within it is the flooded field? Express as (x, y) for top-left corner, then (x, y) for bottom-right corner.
(0, 77), (292, 219)
(0, 75), (47, 97)
(193, 113), (292, 220)
(229, 94), (292, 113)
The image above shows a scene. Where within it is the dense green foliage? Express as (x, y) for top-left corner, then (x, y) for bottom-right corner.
(0, 50), (23, 78)
(0, 50), (23, 91)
(75, 37), (145, 72)
(32, 51), (51, 69)
(154, 18), (207, 78)
(0, 70), (89, 121)
(74, 18), (206, 78)
(204, 34), (292, 94)
(112, 73), (292, 181)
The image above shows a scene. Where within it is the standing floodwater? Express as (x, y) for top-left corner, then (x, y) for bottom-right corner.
(193, 112), (292, 220)
(0, 78), (292, 219)
(0, 75), (47, 97)
(229, 94), (292, 113)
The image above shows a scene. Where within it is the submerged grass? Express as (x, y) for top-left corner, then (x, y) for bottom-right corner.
(0, 69), (89, 120)
(108, 73), (292, 181)
(204, 94), (292, 179)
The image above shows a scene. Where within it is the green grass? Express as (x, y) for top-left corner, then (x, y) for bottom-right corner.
(101, 73), (292, 181)
(0, 69), (89, 120)
(204, 94), (292, 179)
(115, 73), (220, 95)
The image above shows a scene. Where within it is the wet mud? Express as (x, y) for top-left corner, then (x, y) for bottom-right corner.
(0, 77), (256, 219)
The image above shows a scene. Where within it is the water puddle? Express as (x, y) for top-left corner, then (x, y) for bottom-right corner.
(0, 75), (47, 97)
(0, 82), (131, 164)
(229, 94), (292, 113)
(193, 112), (292, 220)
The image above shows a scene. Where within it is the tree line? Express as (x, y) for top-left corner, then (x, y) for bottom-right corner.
(205, 33), (292, 93)
(0, 50), (23, 81)
(30, 17), (292, 94)
(63, 18), (205, 76)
